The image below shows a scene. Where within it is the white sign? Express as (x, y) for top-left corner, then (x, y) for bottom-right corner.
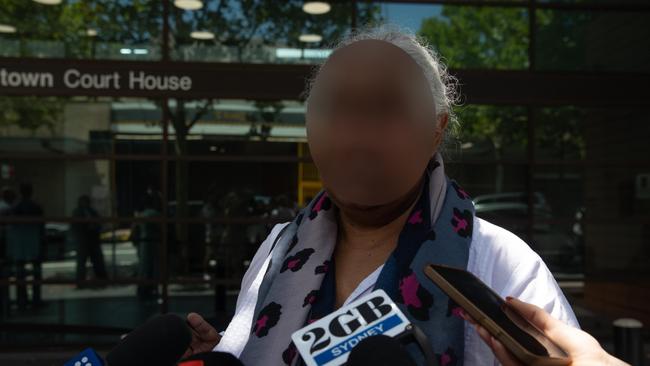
(0, 68), (192, 92)
(291, 289), (410, 366)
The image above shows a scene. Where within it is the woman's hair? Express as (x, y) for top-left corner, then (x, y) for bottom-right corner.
(305, 25), (461, 145)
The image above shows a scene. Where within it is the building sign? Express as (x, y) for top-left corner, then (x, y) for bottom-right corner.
(0, 57), (311, 99)
(3, 57), (647, 105)
(1, 68), (192, 92)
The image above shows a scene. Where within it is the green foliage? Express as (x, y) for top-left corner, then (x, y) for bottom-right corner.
(455, 105), (527, 155)
(418, 6), (529, 70)
(535, 9), (593, 72)
(0, 96), (63, 134)
(535, 106), (586, 160)
(414, 6), (530, 157)
(0, 0), (162, 58)
(416, 5), (585, 161)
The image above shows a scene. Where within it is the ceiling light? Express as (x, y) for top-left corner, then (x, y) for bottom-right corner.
(190, 31), (215, 40)
(299, 34), (322, 43)
(32, 0), (62, 4)
(0, 24), (17, 33)
(276, 48), (332, 59)
(303, 1), (331, 15)
(133, 48), (148, 55)
(86, 29), (98, 37)
(174, 0), (203, 10)
(120, 48), (132, 55)
(276, 48), (302, 59)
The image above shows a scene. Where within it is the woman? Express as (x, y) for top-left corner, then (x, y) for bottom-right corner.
(185, 27), (578, 366)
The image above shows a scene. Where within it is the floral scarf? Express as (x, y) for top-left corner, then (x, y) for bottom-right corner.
(239, 154), (475, 366)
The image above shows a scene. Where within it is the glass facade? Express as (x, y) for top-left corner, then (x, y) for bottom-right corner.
(0, 0), (649, 356)
(170, 1), (354, 64)
(535, 9), (650, 72)
(0, 1), (163, 60)
(370, 3), (530, 69)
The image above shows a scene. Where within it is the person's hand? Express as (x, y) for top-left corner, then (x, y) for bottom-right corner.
(460, 297), (629, 366)
(182, 312), (222, 359)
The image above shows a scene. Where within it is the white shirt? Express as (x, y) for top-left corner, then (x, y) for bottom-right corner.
(216, 217), (579, 366)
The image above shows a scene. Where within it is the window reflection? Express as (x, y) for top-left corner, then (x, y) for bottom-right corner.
(170, 1), (356, 63)
(0, 0), (162, 60)
(453, 105), (528, 162)
(536, 9), (650, 72)
(363, 3), (529, 70)
(1, 282), (159, 347)
(166, 168), (299, 280)
(1, 0), (649, 350)
(162, 99), (307, 150)
(535, 107), (586, 161)
(0, 96), (162, 155)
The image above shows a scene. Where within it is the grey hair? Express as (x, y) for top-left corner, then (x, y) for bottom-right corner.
(305, 25), (461, 142)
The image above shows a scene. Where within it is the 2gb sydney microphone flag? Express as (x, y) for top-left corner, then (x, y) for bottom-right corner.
(291, 289), (411, 366)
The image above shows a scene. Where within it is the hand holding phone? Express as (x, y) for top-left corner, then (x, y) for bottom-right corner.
(469, 297), (630, 366)
(423, 264), (570, 366)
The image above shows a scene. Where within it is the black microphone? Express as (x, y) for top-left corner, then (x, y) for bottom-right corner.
(177, 352), (244, 366)
(346, 335), (417, 366)
(106, 313), (192, 366)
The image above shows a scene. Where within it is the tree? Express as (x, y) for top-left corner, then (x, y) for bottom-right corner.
(416, 6), (529, 192)
(455, 105), (528, 192)
(0, 0), (82, 141)
(418, 6), (529, 70)
(0, 0), (379, 273)
(535, 106), (586, 161)
(166, 0), (364, 273)
(0, 97), (64, 136)
(162, 98), (214, 273)
(416, 5), (584, 193)
(0, 0), (161, 136)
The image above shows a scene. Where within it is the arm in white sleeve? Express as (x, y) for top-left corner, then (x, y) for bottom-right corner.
(464, 217), (579, 366)
(215, 222), (290, 356)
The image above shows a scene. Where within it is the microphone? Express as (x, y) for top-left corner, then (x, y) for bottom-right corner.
(106, 313), (192, 366)
(177, 352), (244, 366)
(64, 348), (104, 366)
(291, 289), (417, 366)
(346, 335), (417, 366)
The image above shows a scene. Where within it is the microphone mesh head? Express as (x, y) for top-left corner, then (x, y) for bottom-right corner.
(346, 335), (417, 366)
(106, 314), (191, 366)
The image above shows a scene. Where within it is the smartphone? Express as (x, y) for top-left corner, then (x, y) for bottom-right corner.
(423, 264), (570, 366)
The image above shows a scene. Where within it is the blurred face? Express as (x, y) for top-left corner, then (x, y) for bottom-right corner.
(307, 40), (444, 213)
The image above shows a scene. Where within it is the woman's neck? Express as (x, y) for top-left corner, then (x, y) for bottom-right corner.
(334, 209), (412, 309)
(337, 205), (409, 251)
(335, 176), (424, 251)
(332, 180), (424, 308)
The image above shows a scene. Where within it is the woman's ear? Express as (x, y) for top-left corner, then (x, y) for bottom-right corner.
(432, 113), (449, 151)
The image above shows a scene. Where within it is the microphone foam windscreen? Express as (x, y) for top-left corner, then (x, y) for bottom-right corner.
(177, 351), (244, 366)
(346, 335), (417, 366)
(106, 313), (192, 366)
